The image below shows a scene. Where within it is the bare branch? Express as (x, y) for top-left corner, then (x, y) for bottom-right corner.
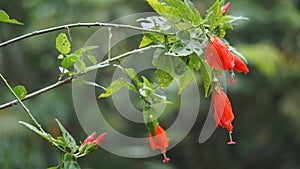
(0, 22), (174, 47)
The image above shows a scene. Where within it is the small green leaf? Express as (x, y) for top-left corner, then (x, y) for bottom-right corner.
(13, 85), (27, 99)
(166, 42), (193, 57)
(63, 154), (81, 169)
(155, 69), (173, 89)
(56, 119), (77, 150)
(0, 10), (23, 25)
(87, 53), (97, 65)
(200, 59), (212, 97)
(73, 79), (106, 90)
(184, 0), (202, 25)
(146, 0), (182, 23)
(125, 68), (141, 84)
(176, 30), (190, 43)
(188, 53), (201, 70)
(98, 78), (129, 98)
(61, 54), (79, 69)
(77, 60), (86, 72)
(176, 68), (194, 94)
(143, 107), (158, 136)
(56, 33), (71, 55)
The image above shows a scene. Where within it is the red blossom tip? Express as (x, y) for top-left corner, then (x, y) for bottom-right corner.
(93, 132), (107, 146)
(162, 152), (170, 163)
(227, 131), (236, 145)
(82, 131), (97, 145)
(222, 2), (231, 15)
(233, 55), (249, 74)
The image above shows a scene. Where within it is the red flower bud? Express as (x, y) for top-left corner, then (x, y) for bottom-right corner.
(93, 133), (107, 146)
(149, 125), (170, 163)
(233, 55), (249, 74)
(221, 2), (231, 15)
(206, 36), (234, 70)
(82, 131), (97, 145)
(212, 89), (236, 144)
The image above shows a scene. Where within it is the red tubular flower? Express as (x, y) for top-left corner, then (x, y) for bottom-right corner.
(221, 2), (231, 15)
(93, 133), (107, 146)
(212, 89), (236, 144)
(149, 125), (170, 163)
(233, 55), (249, 74)
(82, 131), (97, 145)
(206, 36), (235, 71)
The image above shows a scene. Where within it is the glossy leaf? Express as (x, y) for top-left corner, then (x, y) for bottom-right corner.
(13, 85), (27, 99)
(56, 33), (71, 55)
(98, 78), (129, 98)
(56, 119), (77, 150)
(0, 10), (23, 25)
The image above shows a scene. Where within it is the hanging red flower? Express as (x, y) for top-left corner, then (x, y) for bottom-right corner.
(221, 2), (231, 15)
(149, 125), (170, 163)
(212, 88), (236, 144)
(233, 55), (249, 74)
(206, 36), (235, 71)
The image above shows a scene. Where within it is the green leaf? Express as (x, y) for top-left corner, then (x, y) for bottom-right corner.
(166, 42), (193, 57)
(61, 54), (79, 69)
(13, 85), (27, 99)
(0, 10), (23, 25)
(146, 0), (182, 23)
(125, 68), (141, 85)
(139, 33), (165, 48)
(176, 30), (191, 43)
(143, 107), (158, 136)
(184, 0), (202, 25)
(63, 154), (81, 169)
(98, 78), (129, 98)
(87, 53), (97, 65)
(47, 166), (58, 169)
(77, 60), (86, 72)
(199, 59), (212, 97)
(56, 119), (77, 150)
(56, 33), (71, 55)
(188, 53), (201, 70)
(73, 79), (106, 90)
(155, 69), (173, 89)
(176, 67), (194, 94)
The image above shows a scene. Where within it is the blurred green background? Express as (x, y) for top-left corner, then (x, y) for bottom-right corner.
(1, 0), (300, 168)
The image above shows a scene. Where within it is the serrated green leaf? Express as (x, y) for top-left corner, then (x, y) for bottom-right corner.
(56, 33), (71, 55)
(155, 69), (173, 89)
(0, 10), (23, 25)
(13, 85), (27, 99)
(77, 60), (86, 72)
(143, 107), (158, 136)
(98, 78), (129, 98)
(184, 0), (202, 25)
(56, 119), (77, 150)
(200, 59), (212, 97)
(61, 54), (79, 69)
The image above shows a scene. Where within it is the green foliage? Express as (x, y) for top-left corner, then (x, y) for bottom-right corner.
(13, 85), (27, 99)
(56, 119), (78, 151)
(0, 10), (23, 25)
(199, 58), (212, 97)
(56, 33), (71, 55)
(98, 78), (130, 98)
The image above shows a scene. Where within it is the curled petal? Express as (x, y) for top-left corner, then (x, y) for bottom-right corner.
(149, 125), (170, 162)
(222, 2), (231, 15)
(93, 133), (107, 146)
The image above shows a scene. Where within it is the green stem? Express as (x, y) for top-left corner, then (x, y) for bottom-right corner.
(107, 27), (112, 61)
(0, 74), (45, 132)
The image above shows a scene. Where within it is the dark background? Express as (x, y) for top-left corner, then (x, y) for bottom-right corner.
(1, 0), (300, 168)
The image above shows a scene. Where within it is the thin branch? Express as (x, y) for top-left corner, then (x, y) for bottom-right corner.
(0, 74), (45, 132)
(0, 22), (174, 47)
(0, 45), (163, 110)
(0, 76), (72, 110)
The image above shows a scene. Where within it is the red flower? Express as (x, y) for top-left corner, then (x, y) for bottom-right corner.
(149, 125), (170, 163)
(206, 36), (234, 71)
(221, 2), (231, 15)
(93, 133), (107, 146)
(82, 131), (97, 145)
(233, 55), (249, 74)
(82, 131), (107, 147)
(212, 89), (236, 144)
